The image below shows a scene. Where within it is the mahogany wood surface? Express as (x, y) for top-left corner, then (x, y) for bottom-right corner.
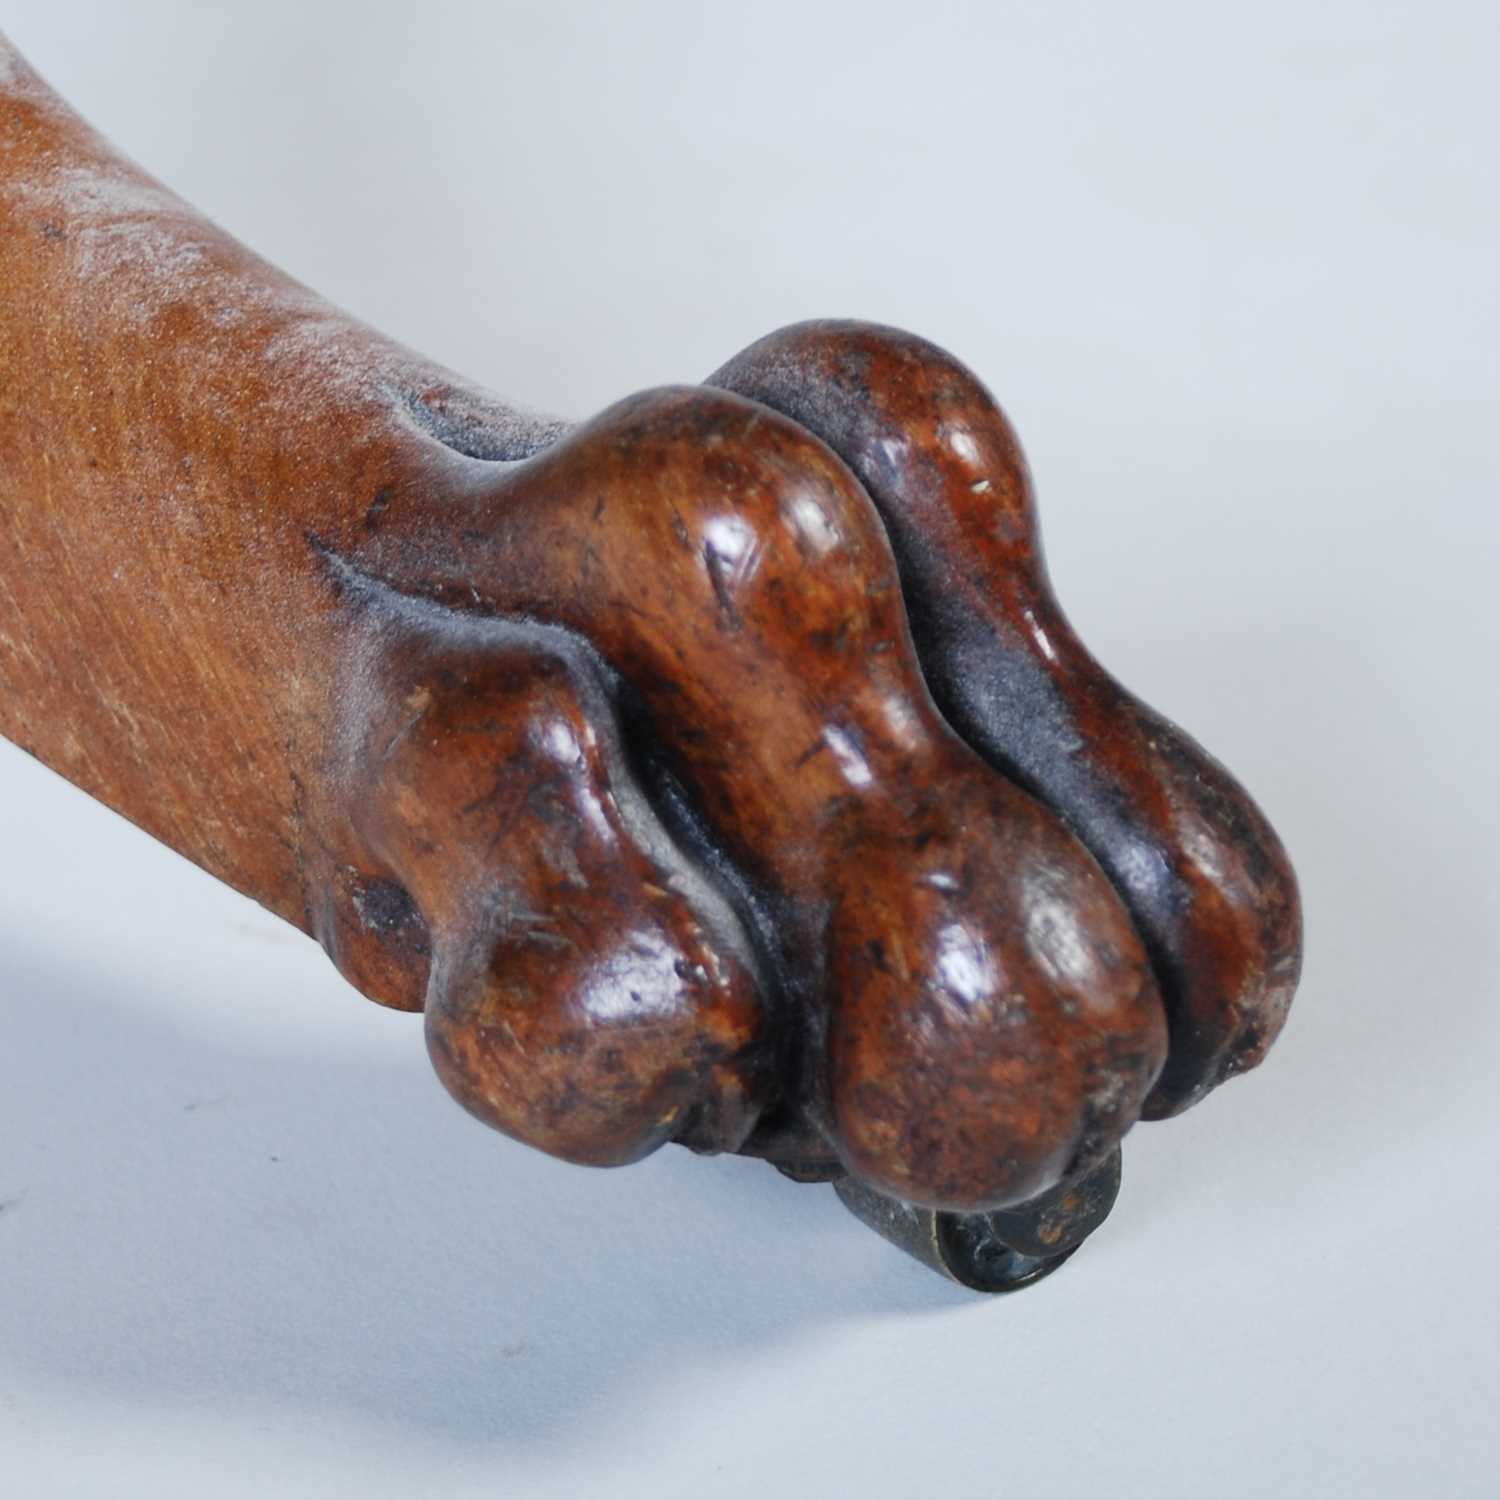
(0, 34), (1300, 1219)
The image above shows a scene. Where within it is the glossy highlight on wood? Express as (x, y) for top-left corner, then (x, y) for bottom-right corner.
(0, 34), (1301, 1282)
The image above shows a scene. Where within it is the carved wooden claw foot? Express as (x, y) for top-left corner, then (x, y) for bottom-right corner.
(0, 35), (1302, 1290)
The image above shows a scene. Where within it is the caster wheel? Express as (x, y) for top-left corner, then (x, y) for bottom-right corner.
(834, 1147), (1122, 1293)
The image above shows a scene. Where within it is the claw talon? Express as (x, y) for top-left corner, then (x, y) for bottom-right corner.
(711, 320), (1303, 1120)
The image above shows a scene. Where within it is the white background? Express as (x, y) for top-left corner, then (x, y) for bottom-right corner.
(2, 3), (1496, 1496)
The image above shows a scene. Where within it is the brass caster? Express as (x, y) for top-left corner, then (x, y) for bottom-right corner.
(834, 1147), (1122, 1293)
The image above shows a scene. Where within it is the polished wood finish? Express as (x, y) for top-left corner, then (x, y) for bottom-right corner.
(710, 324), (1303, 1117)
(0, 36), (1299, 1221)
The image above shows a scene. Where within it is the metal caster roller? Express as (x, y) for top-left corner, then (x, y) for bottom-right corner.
(834, 1148), (1123, 1293)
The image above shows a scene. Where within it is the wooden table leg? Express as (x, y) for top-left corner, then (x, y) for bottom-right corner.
(0, 32), (1299, 1284)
